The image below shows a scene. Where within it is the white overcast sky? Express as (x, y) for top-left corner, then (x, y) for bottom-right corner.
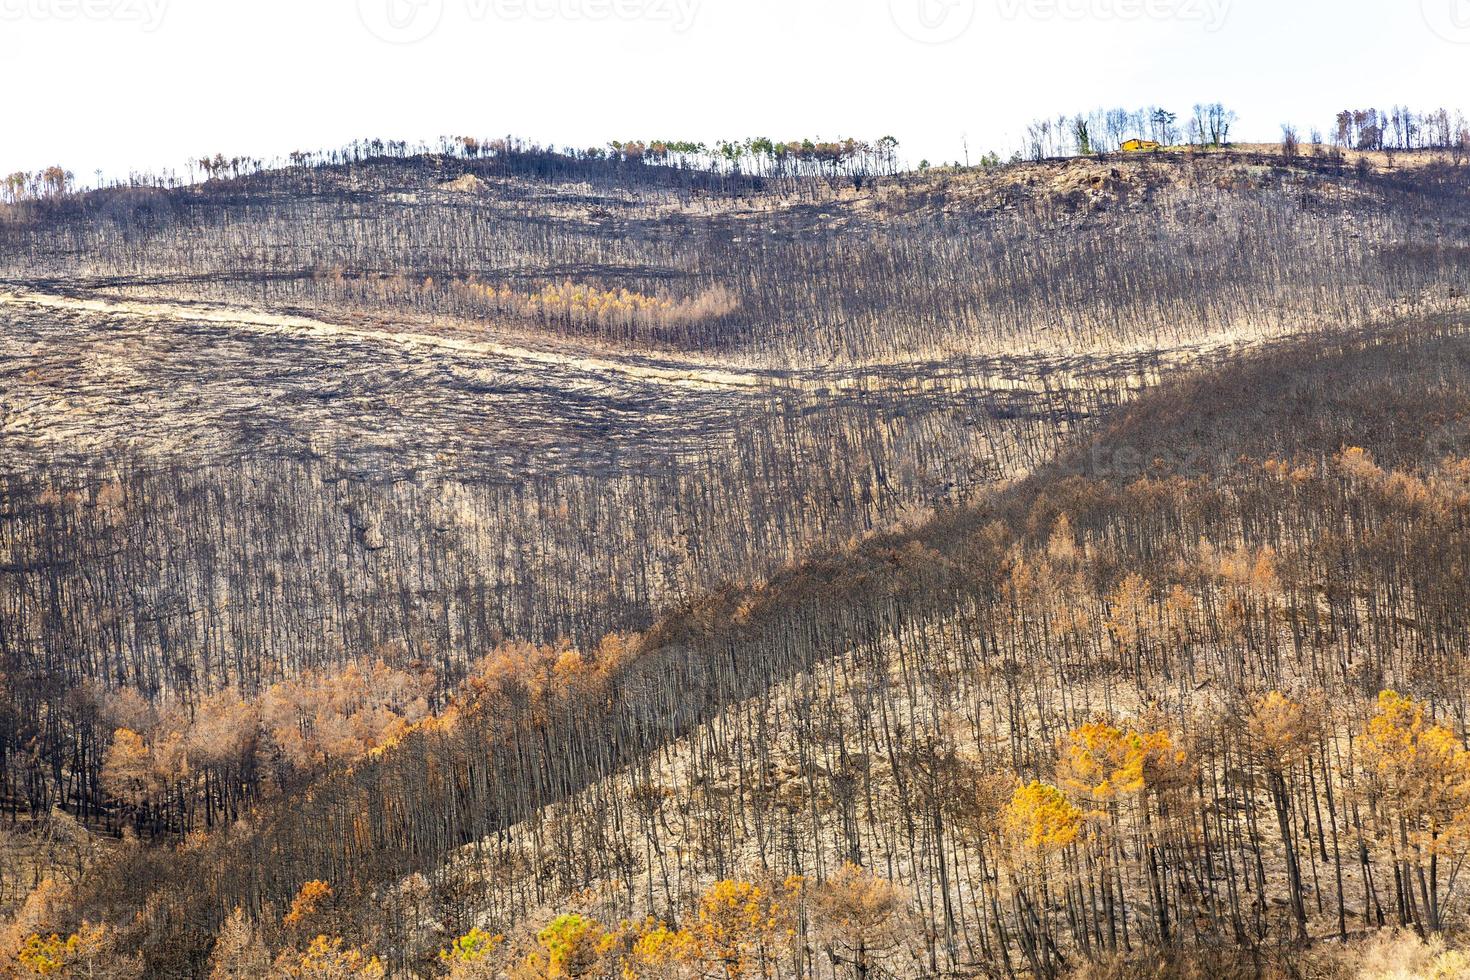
(1, 0), (1467, 182)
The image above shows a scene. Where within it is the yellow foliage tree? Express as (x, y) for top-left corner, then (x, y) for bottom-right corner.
(1059, 721), (1190, 807)
(1001, 782), (1083, 977)
(514, 913), (609, 979)
(270, 935), (385, 979)
(622, 918), (702, 979)
(438, 926), (506, 979)
(283, 880), (333, 932)
(1004, 781), (1083, 855)
(1360, 691), (1470, 931)
(691, 877), (802, 978)
(442, 926), (504, 964)
(1059, 723), (1144, 804)
(10, 923), (141, 978)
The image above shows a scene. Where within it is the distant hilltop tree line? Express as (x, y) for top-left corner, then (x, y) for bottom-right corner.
(1326, 105), (1470, 153)
(8, 104), (1470, 207)
(0, 133), (902, 206)
(0, 166), (74, 204)
(445, 134), (905, 179)
(1281, 106), (1470, 166)
(1019, 103), (1236, 162)
(1018, 102), (1470, 165)
(600, 135), (902, 179)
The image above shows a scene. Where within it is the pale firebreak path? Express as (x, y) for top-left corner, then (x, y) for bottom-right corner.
(0, 288), (772, 394)
(0, 286), (1287, 398)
